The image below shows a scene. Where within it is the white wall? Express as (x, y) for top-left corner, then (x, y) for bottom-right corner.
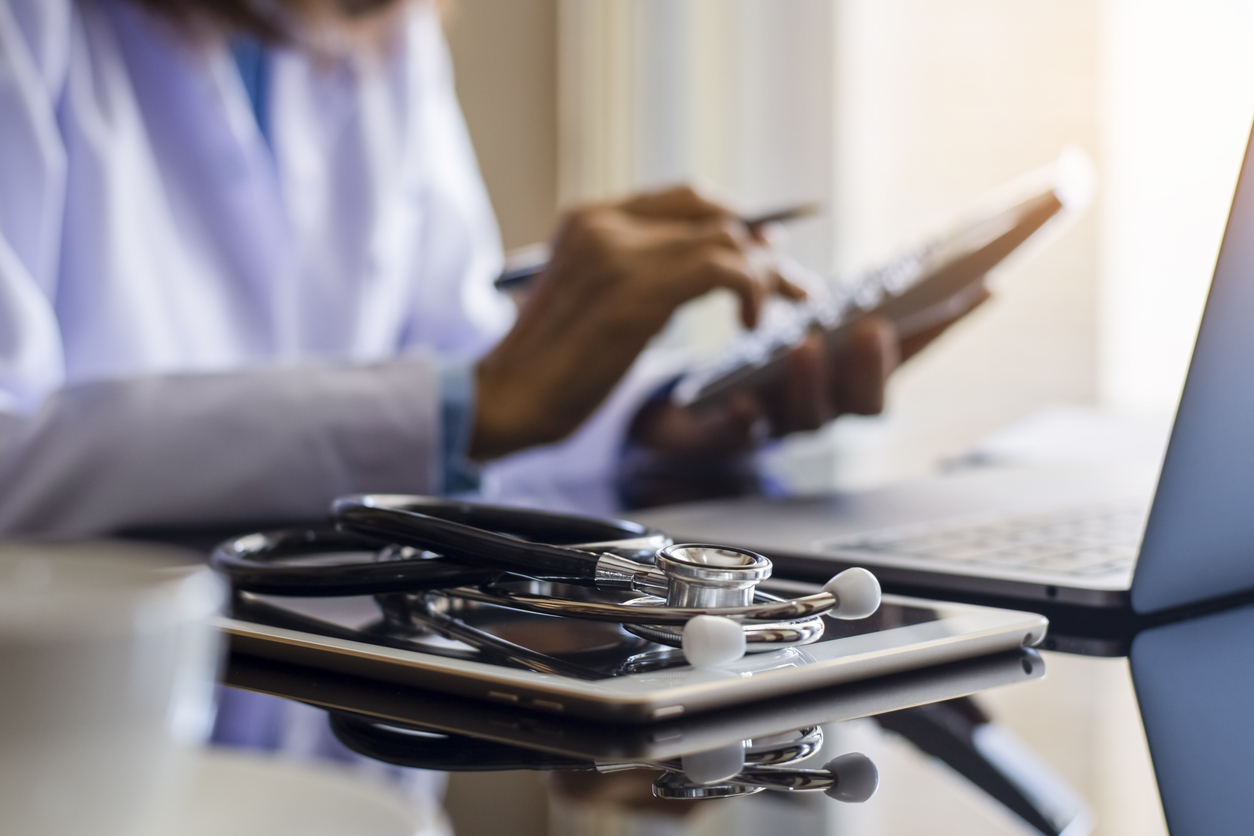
(558, 0), (840, 364)
(444, 0), (559, 250)
(560, 0), (837, 272)
(1099, 0), (1254, 413)
(817, 0), (1103, 489)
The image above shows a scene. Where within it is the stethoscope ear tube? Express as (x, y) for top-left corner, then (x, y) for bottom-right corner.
(211, 526), (499, 596)
(333, 498), (613, 581)
(328, 712), (593, 772)
(211, 498), (669, 597)
(334, 495), (653, 544)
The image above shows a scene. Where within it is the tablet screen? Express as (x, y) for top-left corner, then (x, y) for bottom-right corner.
(231, 589), (946, 681)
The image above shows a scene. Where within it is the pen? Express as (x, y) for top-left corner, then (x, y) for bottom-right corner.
(493, 201), (821, 292)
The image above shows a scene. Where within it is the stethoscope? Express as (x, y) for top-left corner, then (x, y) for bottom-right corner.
(327, 713), (879, 803)
(212, 494), (882, 668)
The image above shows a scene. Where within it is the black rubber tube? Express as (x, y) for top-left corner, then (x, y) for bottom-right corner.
(210, 526), (498, 596)
(328, 713), (592, 772)
(333, 495), (650, 545)
(334, 504), (602, 580)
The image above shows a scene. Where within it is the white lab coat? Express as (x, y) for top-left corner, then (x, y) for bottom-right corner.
(0, 0), (663, 534)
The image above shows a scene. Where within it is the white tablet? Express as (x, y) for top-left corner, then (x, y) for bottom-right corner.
(219, 588), (1046, 723)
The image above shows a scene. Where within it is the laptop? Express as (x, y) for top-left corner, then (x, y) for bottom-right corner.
(631, 121), (1254, 623)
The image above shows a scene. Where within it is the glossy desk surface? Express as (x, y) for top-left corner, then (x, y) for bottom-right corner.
(207, 463), (1254, 836)
(223, 593), (1254, 836)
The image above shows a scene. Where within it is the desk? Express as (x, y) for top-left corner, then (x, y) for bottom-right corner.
(146, 460), (1245, 835)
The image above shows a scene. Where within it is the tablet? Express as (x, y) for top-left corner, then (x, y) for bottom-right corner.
(217, 587), (1046, 723)
(671, 149), (1094, 409)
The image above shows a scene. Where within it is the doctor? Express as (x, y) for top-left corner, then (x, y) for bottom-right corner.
(0, 0), (959, 535)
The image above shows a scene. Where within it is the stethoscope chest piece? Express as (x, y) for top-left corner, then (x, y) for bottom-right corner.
(619, 543), (826, 661)
(657, 544), (771, 608)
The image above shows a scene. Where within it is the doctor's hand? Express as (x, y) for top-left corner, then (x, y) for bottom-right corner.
(470, 185), (805, 460)
(628, 317), (897, 457)
(628, 288), (990, 457)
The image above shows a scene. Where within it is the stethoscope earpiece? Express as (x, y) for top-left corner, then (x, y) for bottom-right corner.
(822, 752), (879, 803)
(681, 615), (746, 668)
(680, 742), (746, 785)
(824, 567), (883, 620)
(661, 741), (879, 802)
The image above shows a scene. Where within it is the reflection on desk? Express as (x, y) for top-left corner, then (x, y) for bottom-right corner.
(1132, 600), (1254, 836)
(225, 648), (1091, 834)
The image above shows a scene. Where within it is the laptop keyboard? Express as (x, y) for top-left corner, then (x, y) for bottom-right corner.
(816, 503), (1147, 577)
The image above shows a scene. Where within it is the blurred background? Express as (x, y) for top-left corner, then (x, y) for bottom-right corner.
(446, 0), (1254, 492)
(438, 2), (1254, 834)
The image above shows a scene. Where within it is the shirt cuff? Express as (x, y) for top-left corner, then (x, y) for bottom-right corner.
(439, 360), (481, 495)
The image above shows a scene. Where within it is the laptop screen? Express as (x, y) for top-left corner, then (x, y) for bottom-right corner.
(1133, 119), (1254, 613)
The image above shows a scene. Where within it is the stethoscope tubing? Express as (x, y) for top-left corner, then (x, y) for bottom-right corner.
(335, 494), (665, 577)
(335, 503), (601, 580)
(212, 497), (668, 597)
(212, 528), (499, 596)
(209, 495), (851, 649)
(337, 495), (657, 545)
